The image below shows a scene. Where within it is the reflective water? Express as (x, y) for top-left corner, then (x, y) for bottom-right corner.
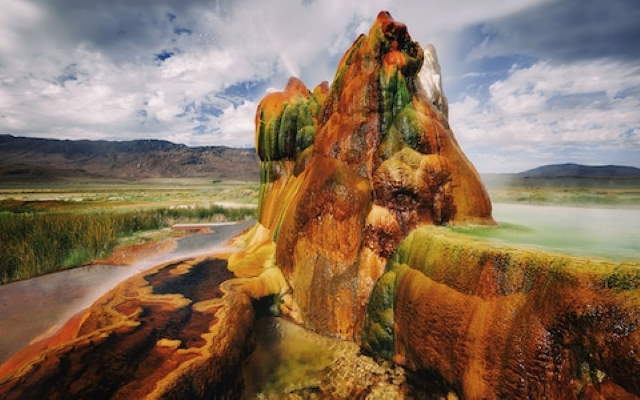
(0, 220), (253, 363)
(453, 203), (640, 261)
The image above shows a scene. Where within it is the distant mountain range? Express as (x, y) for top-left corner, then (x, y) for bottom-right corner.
(1, 134), (639, 184)
(0, 134), (259, 180)
(518, 163), (640, 178)
(482, 163), (640, 188)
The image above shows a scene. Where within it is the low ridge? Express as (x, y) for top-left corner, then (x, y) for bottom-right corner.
(0, 134), (258, 180)
(519, 162), (640, 178)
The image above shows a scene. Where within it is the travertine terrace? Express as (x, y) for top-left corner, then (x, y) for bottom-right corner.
(246, 11), (640, 399)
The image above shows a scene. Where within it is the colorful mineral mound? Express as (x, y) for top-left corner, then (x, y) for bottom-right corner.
(361, 227), (640, 399)
(251, 11), (494, 340)
(239, 10), (640, 399)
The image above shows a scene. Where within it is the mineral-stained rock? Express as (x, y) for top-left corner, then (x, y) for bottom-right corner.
(244, 10), (640, 400)
(0, 256), (255, 399)
(362, 227), (640, 399)
(251, 10), (493, 341)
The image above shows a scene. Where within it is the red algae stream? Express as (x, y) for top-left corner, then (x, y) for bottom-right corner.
(0, 220), (253, 363)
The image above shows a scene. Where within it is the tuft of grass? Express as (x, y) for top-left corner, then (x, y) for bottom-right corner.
(603, 270), (640, 290)
(158, 204), (256, 222)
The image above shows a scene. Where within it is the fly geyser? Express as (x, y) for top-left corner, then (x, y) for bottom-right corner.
(244, 11), (639, 399)
(254, 11), (493, 340)
(1, 11), (639, 400)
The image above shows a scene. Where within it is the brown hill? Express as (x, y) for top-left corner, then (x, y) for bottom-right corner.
(0, 134), (259, 180)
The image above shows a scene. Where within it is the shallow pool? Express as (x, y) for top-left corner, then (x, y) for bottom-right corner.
(450, 203), (640, 261)
(241, 317), (352, 398)
(0, 220), (253, 363)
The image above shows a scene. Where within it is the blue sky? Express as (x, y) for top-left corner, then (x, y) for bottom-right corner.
(0, 0), (638, 172)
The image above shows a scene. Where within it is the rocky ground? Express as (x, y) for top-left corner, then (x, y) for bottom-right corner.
(245, 317), (459, 400)
(252, 338), (412, 399)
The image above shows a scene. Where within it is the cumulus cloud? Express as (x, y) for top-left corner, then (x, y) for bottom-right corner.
(0, 0), (547, 148)
(450, 60), (640, 172)
(1, 0), (638, 172)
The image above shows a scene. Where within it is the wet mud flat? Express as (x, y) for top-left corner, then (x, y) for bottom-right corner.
(0, 222), (257, 399)
(0, 220), (253, 364)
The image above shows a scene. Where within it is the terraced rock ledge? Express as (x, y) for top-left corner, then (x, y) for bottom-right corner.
(362, 227), (640, 398)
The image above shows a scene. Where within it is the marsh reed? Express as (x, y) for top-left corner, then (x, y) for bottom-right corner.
(0, 205), (255, 284)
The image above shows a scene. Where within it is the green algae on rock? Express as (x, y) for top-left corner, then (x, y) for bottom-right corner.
(246, 10), (494, 344)
(362, 226), (640, 399)
(241, 10), (640, 400)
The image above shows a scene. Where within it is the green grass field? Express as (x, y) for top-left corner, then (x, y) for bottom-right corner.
(487, 186), (640, 206)
(0, 179), (259, 284)
(482, 175), (640, 207)
(0, 178), (260, 212)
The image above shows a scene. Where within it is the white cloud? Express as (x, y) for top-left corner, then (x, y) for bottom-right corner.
(449, 60), (640, 172)
(3, 0), (638, 174)
(215, 101), (256, 145)
(0, 0), (553, 147)
(0, 0), (43, 54)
